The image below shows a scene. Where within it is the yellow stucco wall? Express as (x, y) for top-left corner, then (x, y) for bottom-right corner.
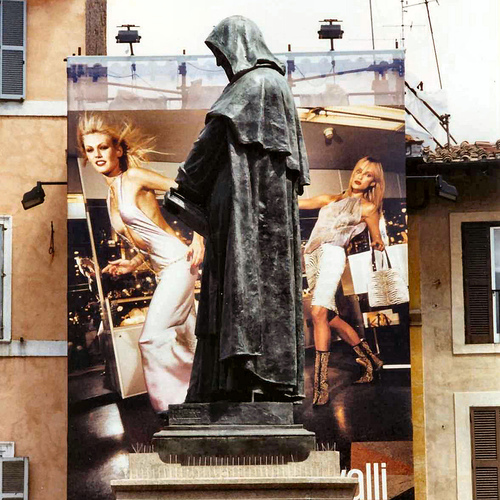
(0, 1), (85, 499)
(417, 173), (500, 499)
(408, 214), (427, 500)
(0, 117), (67, 341)
(26, 0), (86, 101)
(0, 358), (67, 498)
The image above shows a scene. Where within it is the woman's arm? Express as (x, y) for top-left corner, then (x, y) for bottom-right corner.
(126, 166), (177, 193)
(298, 194), (337, 210)
(364, 208), (385, 252)
(102, 254), (143, 276)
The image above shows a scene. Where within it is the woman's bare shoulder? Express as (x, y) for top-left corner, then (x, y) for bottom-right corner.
(123, 167), (155, 188)
(360, 198), (377, 216)
(124, 166), (146, 180)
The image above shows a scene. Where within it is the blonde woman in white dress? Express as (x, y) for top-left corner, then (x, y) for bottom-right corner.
(78, 116), (204, 413)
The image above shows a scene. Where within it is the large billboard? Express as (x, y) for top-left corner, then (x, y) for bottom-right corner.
(67, 49), (410, 500)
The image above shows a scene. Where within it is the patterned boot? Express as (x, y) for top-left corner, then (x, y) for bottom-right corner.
(352, 339), (383, 384)
(312, 351), (330, 405)
(359, 339), (384, 371)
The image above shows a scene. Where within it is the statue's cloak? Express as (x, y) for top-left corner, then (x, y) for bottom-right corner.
(175, 16), (310, 402)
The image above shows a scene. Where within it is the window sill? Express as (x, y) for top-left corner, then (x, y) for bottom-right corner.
(453, 342), (500, 355)
(0, 340), (67, 357)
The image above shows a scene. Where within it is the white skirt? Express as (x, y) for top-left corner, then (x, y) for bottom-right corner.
(304, 243), (346, 312)
(139, 257), (198, 412)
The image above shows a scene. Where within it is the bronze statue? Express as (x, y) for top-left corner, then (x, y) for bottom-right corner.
(170, 16), (310, 402)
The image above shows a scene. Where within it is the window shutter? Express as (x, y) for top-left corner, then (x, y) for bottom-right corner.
(471, 408), (500, 500)
(0, 457), (28, 499)
(0, 0), (26, 100)
(462, 222), (496, 344)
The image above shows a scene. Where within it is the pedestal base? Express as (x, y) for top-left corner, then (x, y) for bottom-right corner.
(111, 451), (358, 500)
(154, 425), (315, 464)
(153, 402), (315, 464)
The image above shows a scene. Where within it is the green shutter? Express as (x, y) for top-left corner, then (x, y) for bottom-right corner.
(471, 408), (500, 500)
(0, 0), (26, 100)
(462, 222), (496, 344)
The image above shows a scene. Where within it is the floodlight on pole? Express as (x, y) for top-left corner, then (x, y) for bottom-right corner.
(318, 19), (344, 51)
(116, 24), (141, 56)
(22, 181), (67, 210)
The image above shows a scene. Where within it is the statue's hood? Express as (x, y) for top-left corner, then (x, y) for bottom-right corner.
(205, 16), (286, 81)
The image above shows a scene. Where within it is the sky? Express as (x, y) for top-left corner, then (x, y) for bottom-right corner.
(107, 0), (500, 144)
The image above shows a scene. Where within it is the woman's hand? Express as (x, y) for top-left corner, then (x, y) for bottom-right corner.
(187, 233), (205, 269)
(370, 237), (385, 252)
(102, 258), (139, 276)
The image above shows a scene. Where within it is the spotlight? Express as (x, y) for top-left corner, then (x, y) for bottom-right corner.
(22, 182), (45, 210)
(22, 181), (67, 210)
(406, 175), (458, 210)
(436, 175), (458, 201)
(116, 24), (141, 55)
(318, 19), (343, 51)
(323, 127), (334, 142)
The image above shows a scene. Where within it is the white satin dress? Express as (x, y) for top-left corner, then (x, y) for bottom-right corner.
(109, 174), (197, 412)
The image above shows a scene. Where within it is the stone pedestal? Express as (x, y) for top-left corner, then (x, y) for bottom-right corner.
(111, 403), (356, 499)
(111, 451), (358, 499)
(153, 402), (315, 464)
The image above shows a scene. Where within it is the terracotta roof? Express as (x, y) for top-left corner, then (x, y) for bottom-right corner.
(422, 140), (500, 163)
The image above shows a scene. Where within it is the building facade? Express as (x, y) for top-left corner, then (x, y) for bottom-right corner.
(408, 151), (500, 500)
(0, 1), (87, 498)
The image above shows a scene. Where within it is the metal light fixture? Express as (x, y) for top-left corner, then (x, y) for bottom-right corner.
(116, 24), (141, 56)
(406, 174), (458, 210)
(22, 181), (67, 210)
(435, 175), (458, 201)
(318, 19), (344, 51)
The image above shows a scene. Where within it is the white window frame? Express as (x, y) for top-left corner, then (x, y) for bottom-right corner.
(450, 212), (500, 354)
(0, 216), (12, 342)
(454, 392), (500, 500)
(490, 227), (500, 343)
(0, 456), (28, 499)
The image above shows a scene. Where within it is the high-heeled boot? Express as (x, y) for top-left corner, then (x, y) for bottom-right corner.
(312, 351), (330, 405)
(352, 339), (383, 384)
(359, 339), (383, 371)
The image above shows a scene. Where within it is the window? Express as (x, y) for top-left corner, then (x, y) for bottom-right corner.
(461, 222), (500, 345)
(455, 393), (500, 500)
(0, 0), (26, 100)
(0, 216), (12, 342)
(0, 457), (28, 499)
(471, 407), (499, 500)
(450, 212), (500, 354)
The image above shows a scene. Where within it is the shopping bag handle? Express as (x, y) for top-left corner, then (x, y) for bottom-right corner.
(371, 246), (392, 271)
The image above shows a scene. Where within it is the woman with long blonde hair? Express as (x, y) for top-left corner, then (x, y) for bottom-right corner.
(299, 157), (385, 406)
(78, 115), (204, 413)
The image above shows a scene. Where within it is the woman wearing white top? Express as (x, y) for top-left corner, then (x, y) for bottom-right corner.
(299, 157), (385, 405)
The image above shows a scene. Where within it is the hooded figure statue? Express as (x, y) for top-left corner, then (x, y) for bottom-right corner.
(173, 16), (310, 402)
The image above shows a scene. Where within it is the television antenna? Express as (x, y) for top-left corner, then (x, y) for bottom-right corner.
(405, 0), (442, 88)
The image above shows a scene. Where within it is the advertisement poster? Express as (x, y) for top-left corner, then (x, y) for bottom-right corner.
(67, 48), (409, 499)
